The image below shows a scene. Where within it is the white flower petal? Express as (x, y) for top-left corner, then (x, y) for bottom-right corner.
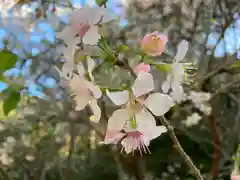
(74, 94), (89, 111)
(70, 8), (117, 25)
(135, 109), (156, 134)
(171, 78), (182, 91)
(135, 110), (166, 144)
(106, 90), (129, 106)
(86, 81), (102, 99)
(77, 62), (85, 76)
(56, 26), (76, 44)
(170, 78), (185, 101)
(161, 79), (171, 93)
(87, 57), (96, 81)
(62, 61), (74, 75)
(82, 25), (100, 45)
(75, 45), (101, 56)
(172, 63), (184, 80)
(107, 108), (130, 131)
(149, 126), (167, 140)
(103, 130), (125, 144)
(58, 39), (79, 62)
(175, 40), (188, 62)
(170, 88), (186, 103)
(96, 7), (118, 23)
(89, 99), (101, 123)
(54, 65), (70, 80)
(144, 93), (174, 116)
(132, 72), (154, 97)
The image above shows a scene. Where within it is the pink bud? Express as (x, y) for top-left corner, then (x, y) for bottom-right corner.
(140, 31), (168, 56)
(134, 63), (150, 74)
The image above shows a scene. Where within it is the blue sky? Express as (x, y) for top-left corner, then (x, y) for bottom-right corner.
(0, 0), (239, 98)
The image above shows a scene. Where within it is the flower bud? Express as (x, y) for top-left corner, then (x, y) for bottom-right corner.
(134, 63), (150, 74)
(141, 31), (168, 56)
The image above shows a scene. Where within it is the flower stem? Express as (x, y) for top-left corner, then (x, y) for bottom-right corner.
(160, 116), (204, 180)
(130, 116), (137, 129)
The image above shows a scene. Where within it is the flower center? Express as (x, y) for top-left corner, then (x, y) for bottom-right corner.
(151, 34), (160, 41)
(121, 131), (151, 155)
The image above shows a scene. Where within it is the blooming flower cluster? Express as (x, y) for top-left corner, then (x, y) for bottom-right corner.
(54, 7), (192, 154)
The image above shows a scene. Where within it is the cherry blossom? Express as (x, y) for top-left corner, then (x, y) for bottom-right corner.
(104, 109), (167, 154)
(57, 57), (102, 123)
(161, 40), (189, 102)
(140, 31), (168, 56)
(104, 67), (174, 153)
(56, 7), (117, 46)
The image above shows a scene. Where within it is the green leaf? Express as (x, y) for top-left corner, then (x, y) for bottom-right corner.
(3, 91), (21, 116)
(41, 39), (52, 46)
(0, 74), (8, 83)
(155, 63), (172, 72)
(117, 45), (129, 52)
(0, 51), (18, 71)
(231, 60), (240, 68)
(95, 0), (107, 6)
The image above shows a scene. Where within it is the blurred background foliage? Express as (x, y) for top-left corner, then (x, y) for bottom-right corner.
(0, 0), (239, 179)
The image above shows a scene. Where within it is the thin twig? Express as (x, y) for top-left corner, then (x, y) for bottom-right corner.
(160, 116), (204, 180)
(211, 79), (240, 99)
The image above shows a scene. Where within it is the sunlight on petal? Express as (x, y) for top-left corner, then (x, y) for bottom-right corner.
(106, 90), (129, 106)
(89, 99), (101, 123)
(86, 81), (102, 99)
(135, 109), (156, 133)
(144, 93), (174, 116)
(87, 56), (96, 81)
(175, 40), (188, 62)
(82, 25), (100, 45)
(107, 108), (130, 131)
(132, 72), (154, 97)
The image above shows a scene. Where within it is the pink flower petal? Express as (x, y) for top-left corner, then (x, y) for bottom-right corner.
(104, 130), (125, 144)
(78, 23), (91, 38)
(134, 63), (150, 74)
(231, 175), (240, 180)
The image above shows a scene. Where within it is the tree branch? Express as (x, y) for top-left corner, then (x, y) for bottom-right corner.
(160, 116), (204, 180)
(209, 115), (221, 179)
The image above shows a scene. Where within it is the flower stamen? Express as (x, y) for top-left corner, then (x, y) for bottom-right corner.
(120, 131), (151, 155)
